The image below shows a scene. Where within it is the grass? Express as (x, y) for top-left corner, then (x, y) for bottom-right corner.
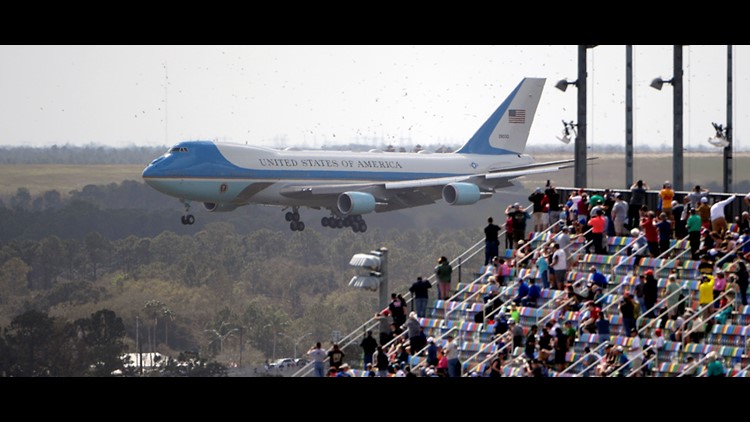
(0, 164), (144, 197)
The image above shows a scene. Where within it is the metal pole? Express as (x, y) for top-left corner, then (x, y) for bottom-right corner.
(136, 316), (142, 375)
(725, 44), (733, 193)
(673, 45), (684, 191)
(575, 45), (587, 188)
(378, 247), (389, 336)
(625, 45), (634, 188)
(239, 327), (243, 367)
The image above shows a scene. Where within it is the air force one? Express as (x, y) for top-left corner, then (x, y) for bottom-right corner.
(142, 77), (574, 233)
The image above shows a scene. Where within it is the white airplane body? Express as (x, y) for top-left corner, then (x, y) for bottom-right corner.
(142, 77), (574, 232)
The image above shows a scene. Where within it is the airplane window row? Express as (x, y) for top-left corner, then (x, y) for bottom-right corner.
(169, 147), (189, 153)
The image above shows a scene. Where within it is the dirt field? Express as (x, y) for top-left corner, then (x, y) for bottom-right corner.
(0, 164), (143, 197)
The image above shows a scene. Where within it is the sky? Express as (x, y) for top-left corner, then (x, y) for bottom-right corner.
(0, 45), (747, 152)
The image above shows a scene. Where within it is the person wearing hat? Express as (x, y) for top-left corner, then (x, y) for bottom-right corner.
(506, 202), (529, 250)
(697, 196), (712, 231)
(336, 362), (352, 377)
(426, 337), (439, 367)
(611, 192), (629, 236)
(659, 181), (675, 223)
(529, 187), (546, 233)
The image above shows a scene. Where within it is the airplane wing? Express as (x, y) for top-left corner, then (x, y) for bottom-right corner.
(279, 158), (583, 212)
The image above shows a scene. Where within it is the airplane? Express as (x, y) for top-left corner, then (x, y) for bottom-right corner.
(142, 77), (576, 233)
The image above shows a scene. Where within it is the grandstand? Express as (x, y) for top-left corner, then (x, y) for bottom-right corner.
(293, 189), (750, 378)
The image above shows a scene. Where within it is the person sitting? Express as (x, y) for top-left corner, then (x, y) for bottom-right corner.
(522, 278), (541, 307)
(588, 265), (609, 289)
(512, 278), (530, 305)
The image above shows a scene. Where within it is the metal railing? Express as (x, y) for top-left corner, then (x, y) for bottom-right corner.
(292, 235), (488, 377)
(680, 290), (735, 341)
(609, 345), (652, 377)
(560, 341), (608, 376)
(625, 349), (656, 377)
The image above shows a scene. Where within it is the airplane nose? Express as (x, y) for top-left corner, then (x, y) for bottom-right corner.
(142, 163), (159, 181)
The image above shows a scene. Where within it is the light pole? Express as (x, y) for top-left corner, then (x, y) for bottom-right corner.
(650, 45), (684, 191)
(555, 45), (596, 188)
(625, 45), (634, 188)
(278, 331), (314, 359)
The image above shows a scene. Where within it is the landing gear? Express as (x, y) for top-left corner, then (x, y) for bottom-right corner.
(180, 200), (195, 225)
(285, 207), (304, 231)
(321, 214), (367, 232)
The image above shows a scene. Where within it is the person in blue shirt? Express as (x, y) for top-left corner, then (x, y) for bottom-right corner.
(513, 278), (529, 305)
(522, 278), (541, 307)
(588, 265), (609, 289)
(596, 312), (610, 344)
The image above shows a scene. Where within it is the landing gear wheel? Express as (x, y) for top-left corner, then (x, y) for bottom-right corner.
(285, 212), (294, 222)
(335, 219), (343, 229)
(343, 216), (352, 227)
(321, 217), (329, 227)
(352, 223), (360, 233)
(358, 222), (367, 232)
(291, 212), (300, 222)
(290, 221), (298, 231)
(297, 221), (305, 231)
(181, 216), (187, 225)
(186, 214), (195, 225)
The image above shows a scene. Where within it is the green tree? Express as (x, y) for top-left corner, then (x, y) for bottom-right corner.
(85, 232), (112, 280)
(0, 257), (31, 297)
(75, 309), (127, 376)
(4, 309), (56, 376)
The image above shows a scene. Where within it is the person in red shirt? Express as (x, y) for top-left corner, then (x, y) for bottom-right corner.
(640, 211), (659, 257)
(588, 209), (607, 254)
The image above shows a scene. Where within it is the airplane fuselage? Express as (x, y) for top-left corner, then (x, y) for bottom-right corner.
(142, 140), (534, 207)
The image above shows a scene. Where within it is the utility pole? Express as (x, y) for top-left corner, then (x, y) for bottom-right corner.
(625, 45), (634, 188)
(724, 45), (733, 193)
(575, 45), (588, 188)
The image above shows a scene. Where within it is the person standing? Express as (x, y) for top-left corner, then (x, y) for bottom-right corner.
(655, 212), (672, 256)
(529, 187), (546, 233)
(673, 199), (687, 239)
(327, 344), (345, 371)
(435, 256), (452, 300)
(444, 335), (461, 377)
(697, 197), (711, 230)
(388, 293), (406, 327)
(374, 345), (390, 377)
(360, 331), (378, 369)
(550, 242), (568, 290)
(629, 180), (649, 229)
(641, 211), (659, 257)
(307, 342), (327, 377)
(588, 209), (607, 254)
(687, 208), (703, 260)
(611, 193), (629, 236)
(484, 217), (501, 266)
(409, 276), (432, 318)
(710, 195), (736, 236)
(506, 202), (529, 249)
(659, 181), (675, 223)
(545, 182), (561, 233)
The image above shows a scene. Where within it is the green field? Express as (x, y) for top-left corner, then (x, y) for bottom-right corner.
(0, 152), (747, 199)
(0, 164), (143, 197)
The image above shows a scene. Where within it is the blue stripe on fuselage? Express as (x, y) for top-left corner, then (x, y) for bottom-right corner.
(142, 141), (464, 182)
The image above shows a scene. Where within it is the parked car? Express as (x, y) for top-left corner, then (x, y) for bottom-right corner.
(294, 358), (309, 367)
(268, 358), (295, 370)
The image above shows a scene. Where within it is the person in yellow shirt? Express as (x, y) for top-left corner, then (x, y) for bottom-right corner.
(659, 181), (675, 225)
(698, 274), (715, 318)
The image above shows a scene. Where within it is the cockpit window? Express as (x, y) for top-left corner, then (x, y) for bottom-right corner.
(169, 147), (189, 153)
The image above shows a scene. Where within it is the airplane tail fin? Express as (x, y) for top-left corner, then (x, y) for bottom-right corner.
(455, 77), (545, 155)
